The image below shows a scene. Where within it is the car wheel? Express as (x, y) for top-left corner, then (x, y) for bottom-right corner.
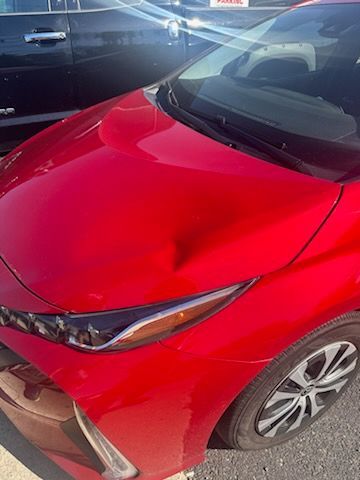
(216, 312), (360, 450)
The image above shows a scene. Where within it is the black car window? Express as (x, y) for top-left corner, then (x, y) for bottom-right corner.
(250, 0), (299, 6)
(0, 0), (50, 12)
(79, 0), (132, 10)
(80, 0), (123, 10)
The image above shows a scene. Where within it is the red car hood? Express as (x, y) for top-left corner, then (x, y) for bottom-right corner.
(0, 90), (340, 313)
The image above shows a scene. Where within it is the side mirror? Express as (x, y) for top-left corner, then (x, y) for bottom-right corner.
(167, 19), (181, 41)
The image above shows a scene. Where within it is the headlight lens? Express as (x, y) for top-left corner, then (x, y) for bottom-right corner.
(0, 280), (256, 353)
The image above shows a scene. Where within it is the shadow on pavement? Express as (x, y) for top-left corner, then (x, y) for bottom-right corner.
(0, 410), (71, 479)
(208, 431), (232, 450)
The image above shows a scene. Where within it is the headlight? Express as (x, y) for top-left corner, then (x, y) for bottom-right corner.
(0, 280), (256, 353)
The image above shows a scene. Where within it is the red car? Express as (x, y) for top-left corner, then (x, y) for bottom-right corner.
(0, 0), (360, 478)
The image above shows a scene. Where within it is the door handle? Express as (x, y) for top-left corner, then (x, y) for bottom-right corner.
(24, 32), (67, 43)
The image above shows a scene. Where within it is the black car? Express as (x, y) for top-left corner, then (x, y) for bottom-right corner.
(0, 0), (296, 153)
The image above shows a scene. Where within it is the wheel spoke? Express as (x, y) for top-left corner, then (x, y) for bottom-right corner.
(325, 343), (357, 378)
(287, 396), (307, 432)
(315, 378), (348, 394)
(266, 390), (300, 407)
(321, 358), (357, 385)
(288, 362), (309, 389)
(258, 398), (299, 435)
(261, 400), (300, 437)
(313, 344), (342, 381)
(308, 390), (325, 417)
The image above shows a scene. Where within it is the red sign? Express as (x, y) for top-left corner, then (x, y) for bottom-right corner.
(210, 0), (249, 7)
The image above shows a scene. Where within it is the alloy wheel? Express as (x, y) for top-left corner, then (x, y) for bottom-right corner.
(256, 341), (358, 438)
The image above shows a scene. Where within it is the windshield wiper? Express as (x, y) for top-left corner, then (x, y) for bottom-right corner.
(161, 82), (245, 150)
(216, 115), (310, 174)
(160, 82), (310, 174)
(192, 110), (310, 175)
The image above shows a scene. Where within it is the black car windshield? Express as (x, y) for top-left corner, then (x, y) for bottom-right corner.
(168, 2), (360, 182)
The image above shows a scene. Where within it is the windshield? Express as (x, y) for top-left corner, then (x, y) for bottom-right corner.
(168, 3), (360, 182)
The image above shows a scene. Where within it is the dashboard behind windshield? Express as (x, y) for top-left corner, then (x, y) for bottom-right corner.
(172, 3), (360, 182)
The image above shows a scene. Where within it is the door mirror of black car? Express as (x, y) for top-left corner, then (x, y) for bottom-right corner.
(50, 0), (66, 11)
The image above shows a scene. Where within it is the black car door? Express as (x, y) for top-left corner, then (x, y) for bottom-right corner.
(0, 0), (77, 151)
(67, 0), (186, 108)
(176, 0), (299, 59)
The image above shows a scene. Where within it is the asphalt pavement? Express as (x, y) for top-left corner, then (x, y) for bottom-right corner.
(0, 376), (359, 480)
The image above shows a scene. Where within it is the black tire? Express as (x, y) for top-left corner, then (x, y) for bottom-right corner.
(216, 312), (360, 450)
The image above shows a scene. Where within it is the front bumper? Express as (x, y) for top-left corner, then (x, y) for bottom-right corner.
(0, 259), (268, 480)
(0, 343), (104, 480)
(0, 326), (266, 480)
